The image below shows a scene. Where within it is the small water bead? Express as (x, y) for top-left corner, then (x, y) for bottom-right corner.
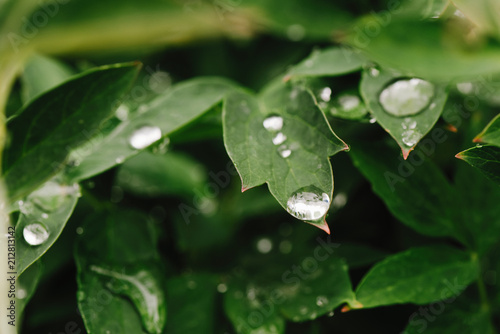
(17, 289), (27, 299)
(41, 213), (49, 219)
(401, 117), (417, 130)
(256, 237), (273, 254)
(286, 24), (306, 41)
(287, 186), (330, 222)
(316, 295), (329, 307)
(332, 192), (348, 209)
(338, 95), (361, 111)
(115, 105), (129, 121)
(278, 145), (292, 158)
(379, 78), (435, 117)
(369, 117), (377, 124)
(402, 130), (422, 147)
(272, 132), (287, 145)
(129, 126), (162, 149)
(369, 67), (380, 77)
(217, 283), (228, 293)
(23, 222), (49, 246)
(299, 306), (308, 315)
(457, 82), (474, 95)
(263, 115), (283, 132)
(319, 87), (332, 102)
(115, 156), (124, 164)
(76, 227), (84, 235)
(328, 311), (335, 317)
(151, 137), (170, 154)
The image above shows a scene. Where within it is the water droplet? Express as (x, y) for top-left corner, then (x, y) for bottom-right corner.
(247, 288), (257, 300)
(76, 227), (84, 235)
(401, 117), (417, 130)
(129, 126), (162, 149)
(299, 306), (308, 314)
(332, 192), (348, 209)
(328, 311), (334, 317)
(309, 312), (317, 319)
(319, 87), (332, 102)
(115, 105), (129, 121)
(187, 280), (197, 290)
(23, 222), (49, 246)
(263, 115), (283, 132)
(369, 67), (380, 77)
(339, 95), (361, 111)
(151, 137), (170, 154)
(286, 24), (306, 41)
(278, 145), (292, 158)
(369, 117), (377, 124)
(402, 129), (422, 147)
(115, 156), (124, 164)
(41, 213), (49, 219)
(217, 283), (228, 293)
(316, 295), (329, 307)
(287, 186), (330, 222)
(272, 132), (287, 145)
(17, 289), (27, 299)
(379, 78), (435, 117)
(256, 238), (273, 254)
(279, 240), (293, 254)
(456, 82), (474, 95)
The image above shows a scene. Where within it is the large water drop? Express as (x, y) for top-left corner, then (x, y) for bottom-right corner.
(23, 222), (49, 246)
(286, 186), (330, 221)
(129, 126), (162, 150)
(263, 115), (283, 132)
(379, 78), (434, 117)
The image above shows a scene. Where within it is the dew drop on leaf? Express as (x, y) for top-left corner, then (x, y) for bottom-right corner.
(328, 311), (335, 317)
(379, 78), (434, 117)
(263, 115), (283, 132)
(338, 95), (360, 111)
(401, 117), (417, 130)
(278, 145), (292, 158)
(272, 132), (287, 145)
(286, 186), (330, 222)
(115, 104), (129, 121)
(319, 87), (332, 102)
(401, 129), (422, 147)
(129, 126), (162, 149)
(316, 295), (329, 307)
(23, 222), (50, 246)
(217, 283), (228, 293)
(369, 67), (380, 77)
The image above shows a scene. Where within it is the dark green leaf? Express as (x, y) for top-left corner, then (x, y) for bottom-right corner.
(16, 178), (79, 276)
(17, 260), (42, 314)
(456, 146), (500, 186)
(335, 242), (389, 269)
(287, 47), (366, 78)
(4, 62), (140, 201)
(66, 77), (236, 182)
(75, 210), (166, 334)
(223, 82), (348, 232)
(349, 141), (462, 241)
(355, 245), (478, 308)
(474, 113), (500, 147)
(165, 274), (218, 334)
(360, 67), (448, 159)
(116, 151), (207, 200)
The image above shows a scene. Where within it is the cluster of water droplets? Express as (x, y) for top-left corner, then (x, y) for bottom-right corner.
(286, 186), (330, 222)
(263, 115), (295, 158)
(400, 117), (422, 147)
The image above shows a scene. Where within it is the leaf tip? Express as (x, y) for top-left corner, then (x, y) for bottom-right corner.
(455, 152), (465, 160)
(402, 147), (413, 160)
(472, 136), (482, 143)
(311, 219), (330, 234)
(283, 74), (292, 82)
(445, 124), (458, 133)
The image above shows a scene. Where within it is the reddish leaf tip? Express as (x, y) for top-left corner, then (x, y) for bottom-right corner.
(341, 305), (351, 313)
(283, 74), (292, 82)
(472, 136), (482, 143)
(445, 124), (458, 133)
(455, 152), (464, 160)
(311, 219), (330, 234)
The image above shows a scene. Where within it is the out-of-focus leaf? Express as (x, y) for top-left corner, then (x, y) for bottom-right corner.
(116, 151), (206, 200)
(165, 273), (218, 334)
(474, 113), (500, 146)
(16, 178), (79, 276)
(398, 0), (450, 19)
(453, 0), (500, 37)
(75, 210), (166, 334)
(66, 77), (236, 182)
(17, 260), (42, 314)
(3, 62), (140, 202)
(355, 245), (478, 308)
(335, 242), (389, 269)
(349, 141), (462, 242)
(456, 146), (500, 186)
(360, 67), (447, 159)
(287, 47), (366, 78)
(223, 81), (347, 232)
(346, 19), (500, 80)
(20, 54), (73, 103)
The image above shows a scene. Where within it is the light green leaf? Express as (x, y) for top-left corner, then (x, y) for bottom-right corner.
(287, 47), (366, 78)
(355, 245), (478, 308)
(16, 178), (79, 276)
(349, 141), (462, 241)
(20, 54), (74, 103)
(223, 81), (347, 232)
(116, 150), (207, 200)
(3, 62), (140, 202)
(66, 77), (236, 182)
(360, 67), (448, 159)
(165, 274), (218, 334)
(397, 0), (450, 19)
(453, 0), (500, 37)
(474, 113), (500, 146)
(75, 210), (166, 334)
(347, 19), (500, 80)
(456, 145), (500, 186)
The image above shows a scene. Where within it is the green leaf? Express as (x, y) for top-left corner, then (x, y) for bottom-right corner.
(360, 67), (448, 159)
(456, 146), (500, 186)
(66, 77), (236, 182)
(453, 0), (500, 37)
(397, 0), (450, 19)
(16, 178), (79, 276)
(287, 47), (366, 78)
(20, 54), (74, 103)
(223, 81), (348, 232)
(17, 260), (42, 315)
(116, 150), (207, 200)
(75, 210), (167, 334)
(346, 19), (500, 80)
(403, 294), (495, 334)
(349, 141), (461, 241)
(165, 274), (218, 334)
(3, 62), (140, 202)
(335, 242), (389, 269)
(474, 113), (500, 146)
(355, 245), (478, 308)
